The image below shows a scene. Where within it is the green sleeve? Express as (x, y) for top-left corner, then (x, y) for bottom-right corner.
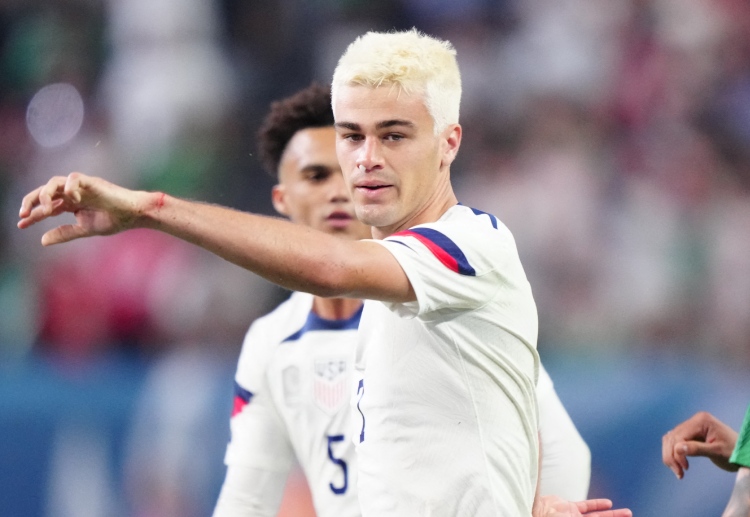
(730, 404), (750, 468)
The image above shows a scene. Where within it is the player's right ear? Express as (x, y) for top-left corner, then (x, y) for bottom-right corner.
(271, 184), (290, 217)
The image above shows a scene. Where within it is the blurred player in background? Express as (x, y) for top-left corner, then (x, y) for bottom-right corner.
(211, 84), (368, 517)
(211, 83), (591, 517)
(663, 409), (750, 516)
(19, 29), (628, 516)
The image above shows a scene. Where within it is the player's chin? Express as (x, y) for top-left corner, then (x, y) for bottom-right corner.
(353, 204), (397, 229)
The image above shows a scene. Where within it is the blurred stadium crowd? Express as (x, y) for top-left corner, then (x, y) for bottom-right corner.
(3, 0), (750, 363)
(1, 0), (750, 516)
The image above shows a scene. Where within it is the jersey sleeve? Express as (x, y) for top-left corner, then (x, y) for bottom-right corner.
(537, 364), (591, 500)
(223, 320), (295, 474)
(730, 404), (750, 468)
(374, 219), (511, 318)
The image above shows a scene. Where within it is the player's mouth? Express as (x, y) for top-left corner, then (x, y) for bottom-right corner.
(354, 181), (393, 199)
(326, 211), (354, 228)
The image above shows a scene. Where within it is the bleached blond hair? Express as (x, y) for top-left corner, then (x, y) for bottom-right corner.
(331, 29), (461, 134)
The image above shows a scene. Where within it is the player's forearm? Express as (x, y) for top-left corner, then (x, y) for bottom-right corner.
(138, 192), (359, 296)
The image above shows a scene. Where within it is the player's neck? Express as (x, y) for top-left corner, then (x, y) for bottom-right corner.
(372, 183), (457, 239)
(312, 296), (363, 321)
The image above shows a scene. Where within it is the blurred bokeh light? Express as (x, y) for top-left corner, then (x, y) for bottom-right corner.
(26, 82), (84, 147)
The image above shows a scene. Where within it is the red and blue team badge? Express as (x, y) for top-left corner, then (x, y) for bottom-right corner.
(313, 358), (349, 415)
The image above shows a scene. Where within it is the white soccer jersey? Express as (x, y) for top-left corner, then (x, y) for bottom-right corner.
(224, 292), (361, 517)
(355, 204), (540, 517)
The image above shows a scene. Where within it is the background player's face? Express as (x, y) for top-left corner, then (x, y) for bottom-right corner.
(334, 84), (459, 234)
(272, 126), (371, 240)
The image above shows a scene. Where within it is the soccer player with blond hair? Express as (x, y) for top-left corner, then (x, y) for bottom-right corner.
(212, 83), (591, 517)
(19, 29), (627, 517)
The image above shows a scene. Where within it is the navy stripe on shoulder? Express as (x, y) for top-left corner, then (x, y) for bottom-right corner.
(395, 227), (476, 276)
(469, 206), (498, 229)
(281, 304), (363, 343)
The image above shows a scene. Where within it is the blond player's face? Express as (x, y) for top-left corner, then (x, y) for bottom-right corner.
(333, 85), (455, 235)
(272, 126), (371, 240)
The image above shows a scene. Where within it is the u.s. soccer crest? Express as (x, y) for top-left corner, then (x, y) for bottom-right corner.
(313, 358), (348, 414)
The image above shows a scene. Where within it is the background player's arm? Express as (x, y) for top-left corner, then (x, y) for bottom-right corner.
(18, 173), (414, 302)
(216, 317), (297, 517)
(213, 466), (289, 517)
(537, 366), (591, 500)
(217, 391), (295, 517)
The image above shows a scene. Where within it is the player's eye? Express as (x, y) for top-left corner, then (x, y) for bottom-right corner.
(343, 133), (364, 142)
(304, 167), (331, 182)
(384, 133), (404, 142)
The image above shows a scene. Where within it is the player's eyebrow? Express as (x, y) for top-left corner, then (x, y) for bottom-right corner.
(299, 164), (332, 174)
(334, 119), (415, 131)
(334, 121), (361, 131)
(375, 119), (414, 130)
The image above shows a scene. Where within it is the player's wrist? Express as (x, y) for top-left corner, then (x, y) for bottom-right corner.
(132, 190), (170, 230)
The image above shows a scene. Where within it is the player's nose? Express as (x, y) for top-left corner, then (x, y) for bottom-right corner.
(356, 137), (384, 171)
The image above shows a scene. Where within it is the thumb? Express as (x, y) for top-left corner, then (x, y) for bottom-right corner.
(42, 224), (90, 246)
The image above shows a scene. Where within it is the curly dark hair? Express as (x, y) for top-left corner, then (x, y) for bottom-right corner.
(256, 82), (334, 177)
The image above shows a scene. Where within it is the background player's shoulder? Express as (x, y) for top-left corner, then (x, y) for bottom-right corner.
(235, 292), (314, 380)
(242, 292), (314, 349)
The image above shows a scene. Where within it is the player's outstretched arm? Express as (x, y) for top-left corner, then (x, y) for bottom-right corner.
(662, 411), (739, 479)
(533, 495), (631, 517)
(18, 173), (414, 303)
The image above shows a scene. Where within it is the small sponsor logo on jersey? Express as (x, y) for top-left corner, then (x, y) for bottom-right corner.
(314, 358), (348, 414)
(282, 366), (301, 406)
